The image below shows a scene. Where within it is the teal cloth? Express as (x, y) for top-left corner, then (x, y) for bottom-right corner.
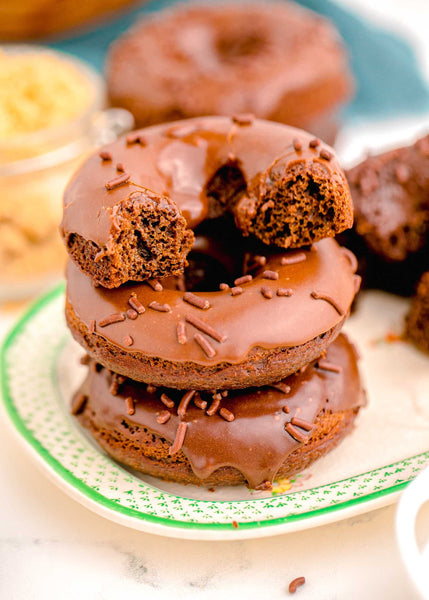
(48, 0), (429, 123)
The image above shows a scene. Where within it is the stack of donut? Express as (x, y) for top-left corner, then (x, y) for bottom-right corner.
(61, 116), (366, 490)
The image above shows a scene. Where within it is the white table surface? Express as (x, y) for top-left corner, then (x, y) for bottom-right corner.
(2, 1), (429, 598)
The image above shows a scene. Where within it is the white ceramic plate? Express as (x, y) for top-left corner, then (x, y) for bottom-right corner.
(1, 284), (429, 540)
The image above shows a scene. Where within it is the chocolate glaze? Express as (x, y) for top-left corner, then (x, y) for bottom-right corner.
(106, 3), (353, 131)
(76, 334), (365, 488)
(61, 116), (348, 244)
(66, 238), (358, 365)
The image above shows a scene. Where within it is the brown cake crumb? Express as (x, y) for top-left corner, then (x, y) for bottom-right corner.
(234, 153), (352, 248)
(65, 190), (194, 288)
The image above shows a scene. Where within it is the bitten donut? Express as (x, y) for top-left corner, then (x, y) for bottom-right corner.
(106, 2), (353, 144)
(347, 134), (429, 263)
(73, 334), (366, 489)
(65, 238), (360, 390)
(61, 116), (353, 288)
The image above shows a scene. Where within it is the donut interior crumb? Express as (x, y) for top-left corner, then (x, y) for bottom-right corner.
(235, 158), (352, 248)
(65, 191), (194, 288)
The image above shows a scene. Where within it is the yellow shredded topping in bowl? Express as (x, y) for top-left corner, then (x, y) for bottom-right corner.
(0, 49), (94, 139)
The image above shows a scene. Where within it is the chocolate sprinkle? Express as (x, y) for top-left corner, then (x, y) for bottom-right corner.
(89, 319), (96, 334)
(128, 295), (145, 314)
(157, 410), (171, 424)
(262, 270), (279, 280)
(232, 113), (254, 126)
(146, 384), (157, 394)
(317, 359), (343, 373)
(206, 397), (220, 416)
(105, 173), (130, 190)
(221, 390), (229, 398)
(148, 301), (171, 312)
(109, 379), (120, 396)
(289, 577), (306, 594)
(319, 148), (333, 161)
(126, 132), (146, 145)
(169, 422), (188, 455)
(277, 288), (293, 297)
(126, 308), (138, 320)
(285, 423), (309, 443)
(99, 313), (125, 327)
(234, 274), (253, 286)
(309, 138), (320, 148)
(293, 138), (303, 152)
(231, 286), (243, 296)
(125, 397), (135, 415)
(183, 292), (210, 310)
(261, 286), (273, 299)
(99, 150), (112, 161)
(194, 393), (207, 410)
(160, 393), (174, 408)
(291, 417), (314, 432)
(178, 390), (196, 419)
(212, 392), (222, 401)
(185, 314), (227, 343)
(281, 253), (306, 265)
(123, 335), (133, 347)
(177, 320), (187, 345)
(283, 405), (290, 414)
(71, 394), (87, 415)
(271, 382), (291, 394)
(79, 355), (90, 366)
(310, 291), (344, 316)
(147, 279), (163, 292)
(219, 407), (235, 422)
(116, 162), (126, 172)
(219, 283), (229, 291)
(194, 333), (216, 358)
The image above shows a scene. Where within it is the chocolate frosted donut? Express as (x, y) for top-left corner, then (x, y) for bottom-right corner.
(61, 116), (353, 288)
(347, 134), (429, 263)
(65, 238), (360, 390)
(106, 2), (353, 143)
(73, 334), (365, 489)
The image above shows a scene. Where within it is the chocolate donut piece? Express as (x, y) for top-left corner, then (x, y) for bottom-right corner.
(74, 334), (366, 489)
(347, 135), (429, 263)
(106, 2), (353, 142)
(65, 238), (359, 390)
(61, 117), (352, 288)
(406, 271), (429, 353)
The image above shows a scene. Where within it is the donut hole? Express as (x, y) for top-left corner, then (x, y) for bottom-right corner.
(216, 31), (267, 62)
(205, 160), (247, 218)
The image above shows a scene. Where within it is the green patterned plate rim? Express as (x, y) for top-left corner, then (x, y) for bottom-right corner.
(1, 284), (428, 540)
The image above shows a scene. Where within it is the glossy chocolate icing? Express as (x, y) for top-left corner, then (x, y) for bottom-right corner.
(106, 3), (353, 130)
(66, 238), (359, 365)
(76, 334), (365, 488)
(61, 116), (348, 244)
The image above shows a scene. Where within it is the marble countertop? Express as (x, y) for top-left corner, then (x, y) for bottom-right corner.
(2, 0), (429, 598)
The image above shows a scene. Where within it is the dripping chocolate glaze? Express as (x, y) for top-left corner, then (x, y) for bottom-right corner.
(60, 116), (347, 244)
(66, 238), (357, 365)
(76, 334), (365, 488)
